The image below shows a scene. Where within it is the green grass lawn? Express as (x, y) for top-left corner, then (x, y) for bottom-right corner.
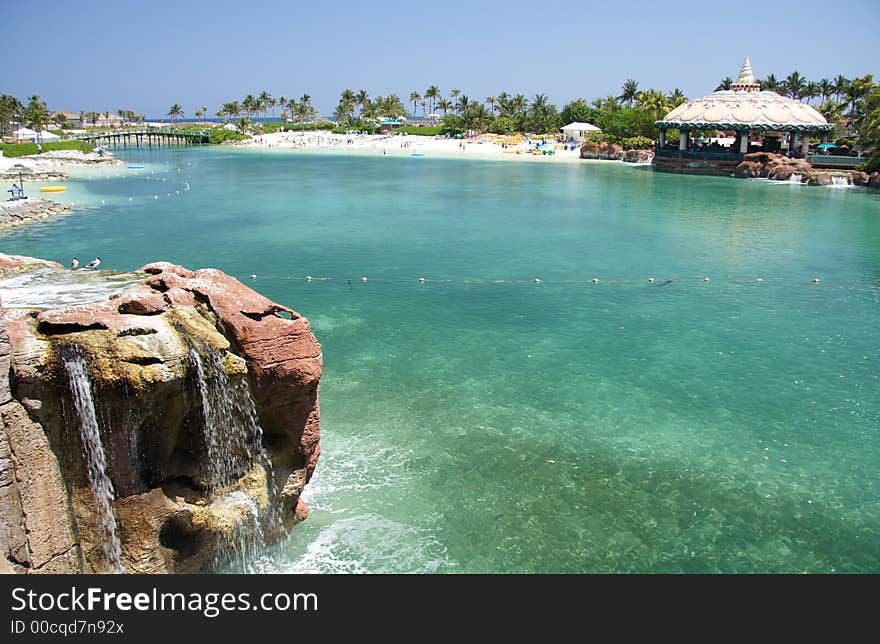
(0, 140), (94, 158)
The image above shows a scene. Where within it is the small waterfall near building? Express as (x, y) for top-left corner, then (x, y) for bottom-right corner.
(188, 347), (279, 569)
(61, 347), (125, 573)
(831, 176), (850, 187)
(789, 173), (804, 183)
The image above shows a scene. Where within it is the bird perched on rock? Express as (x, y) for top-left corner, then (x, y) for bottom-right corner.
(84, 257), (101, 269)
(71, 257), (79, 270)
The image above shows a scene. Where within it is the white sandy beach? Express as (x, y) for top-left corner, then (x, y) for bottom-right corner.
(0, 150), (123, 180)
(233, 130), (586, 162)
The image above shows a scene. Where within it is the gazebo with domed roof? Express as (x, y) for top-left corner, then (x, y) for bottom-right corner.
(653, 58), (834, 173)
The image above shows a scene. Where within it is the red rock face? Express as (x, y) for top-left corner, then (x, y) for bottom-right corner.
(138, 263), (323, 468)
(0, 253), (63, 274)
(1, 261), (322, 573)
(580, 141), (624, 160)
(734, 152), (813, 182)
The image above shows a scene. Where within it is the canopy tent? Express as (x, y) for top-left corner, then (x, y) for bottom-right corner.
(11, 127), (59, 142)
(12, 127), (38, 141)
(561, 122), (601, 142)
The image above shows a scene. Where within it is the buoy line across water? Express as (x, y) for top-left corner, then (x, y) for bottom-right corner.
(237, 275), (880, 287)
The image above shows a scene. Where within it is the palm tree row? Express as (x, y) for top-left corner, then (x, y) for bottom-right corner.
(333, 89), (407, 125)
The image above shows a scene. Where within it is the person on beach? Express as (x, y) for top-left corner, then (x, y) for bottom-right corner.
(8, 183), (21, 200)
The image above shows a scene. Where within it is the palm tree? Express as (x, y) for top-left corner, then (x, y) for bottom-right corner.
(424, 85), (440, 117)
(761, 73), (781, 92)
(715, 77), (733, 91)
(638, 89), (670, 121)
(409, 91), (421, 118)
(592, 95), (620, 112)
(805, 81), (820, 105)
(450, 88), (461, 102)
(258, 91), (272, 118)
(818, 79), (832, 104)
(485, 96), (497, 115)
(167, 104), (184, 125)
(832, 75), (849, 103)
(436, 98), (452, 116)
(819, 99), (844, 122)
(194, 107), (204, 121)
(356, 90), (369, 116)
(618, 79), (639, 107)
(25, 95), (50, 139)
(666, 88), (687, 108)
(783, 72), (806, 100)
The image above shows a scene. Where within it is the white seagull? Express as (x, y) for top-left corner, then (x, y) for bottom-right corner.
(84, 257), (101, 269)
(71, 257), (79, 270)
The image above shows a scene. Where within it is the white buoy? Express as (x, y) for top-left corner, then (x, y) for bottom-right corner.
(811, 278), (820, 284)
(361, 276), (367, 282)
(154, 195), (158, 200)
(305, 276), (313, 282)
(129, 197), (132, 201)
(418, 277), (426, 283)
(757, 278), (764, 283)
(532, 278), (541, 283)
(176, 190), (179, 195)
(591, 278), (599, 284)
(647, 277), (655, 283)
(703, 277), (710, 282)
(251, 274), (257, 280)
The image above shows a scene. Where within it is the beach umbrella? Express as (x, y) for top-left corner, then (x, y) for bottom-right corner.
(13, 164), (30, 199)
(817, 143), (836, 149)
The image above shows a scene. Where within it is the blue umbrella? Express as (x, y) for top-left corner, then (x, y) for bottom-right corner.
(817, 143), (836, 149)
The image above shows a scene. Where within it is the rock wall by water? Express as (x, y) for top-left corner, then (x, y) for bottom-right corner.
(0, 258), (322, 573)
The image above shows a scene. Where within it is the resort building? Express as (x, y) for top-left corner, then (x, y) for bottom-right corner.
(652, 58), (834, 175)
(561, 121), (601, 143)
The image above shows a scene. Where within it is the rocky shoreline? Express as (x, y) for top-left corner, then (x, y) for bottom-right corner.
(0, 199), (73, 232)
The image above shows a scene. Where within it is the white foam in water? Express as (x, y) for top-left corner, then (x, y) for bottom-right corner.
(0, 267), (140, 309)
(62, 348), (125, 573)
(830, 176), (850, 187)
(256, 515), (453, 574)
(789, 173), (803, 183)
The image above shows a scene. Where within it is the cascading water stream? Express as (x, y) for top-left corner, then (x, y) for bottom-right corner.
(188, 348), (280, 568)
(789, 173), (803, 183)
(61, 347), (125, 573)
(831, 176), (850, 187)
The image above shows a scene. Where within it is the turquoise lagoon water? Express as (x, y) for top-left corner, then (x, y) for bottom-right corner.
(3, 147), (879, 573)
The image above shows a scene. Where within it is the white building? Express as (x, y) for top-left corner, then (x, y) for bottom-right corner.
(561, 122), (601, 142)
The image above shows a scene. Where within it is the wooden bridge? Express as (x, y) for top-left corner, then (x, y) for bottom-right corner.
(73, 128), (210, 148)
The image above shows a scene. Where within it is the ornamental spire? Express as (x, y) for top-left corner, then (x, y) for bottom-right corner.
(731, 57), (761, 92)
(737, 57), (754, 84)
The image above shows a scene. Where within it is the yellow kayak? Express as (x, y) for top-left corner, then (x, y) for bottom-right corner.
(40, 186), (67, 193)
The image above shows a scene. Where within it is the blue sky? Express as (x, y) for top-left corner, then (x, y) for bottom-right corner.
(2, 0), (877, 118)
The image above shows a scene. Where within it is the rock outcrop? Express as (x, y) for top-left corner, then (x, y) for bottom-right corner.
(851, 171), (870, 187)
(580, 141), (624, 160)
(734, 152), (813, 182)
(0, 259), (321, 573)
(870, 172), (880, 189)
(0, 200), (73, 233)
(622, 149), (654, 164)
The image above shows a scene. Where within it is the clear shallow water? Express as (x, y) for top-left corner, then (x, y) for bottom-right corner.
(3, 147), (879, 573)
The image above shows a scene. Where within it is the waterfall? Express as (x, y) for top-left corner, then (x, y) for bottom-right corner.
(789, 173), (803, 183)
(61, 347), (125, 573)
(188, 348), (264, 491)
(188, 347), (278, 569)
(831, 176), (850, 187)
